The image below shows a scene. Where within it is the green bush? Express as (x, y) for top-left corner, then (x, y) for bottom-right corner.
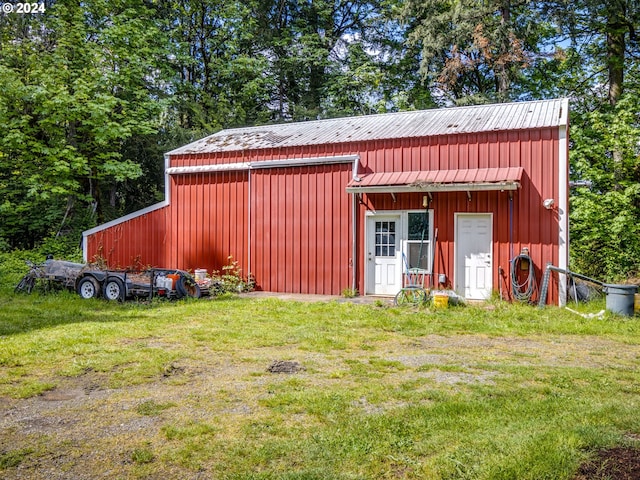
(0, 247), (82, 294)
(36, 235), (83, 262)
(210, 256), (255, 294)
(0, 250), (39, 294)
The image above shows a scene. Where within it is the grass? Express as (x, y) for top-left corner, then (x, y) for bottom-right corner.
(0, 290), (639, 479)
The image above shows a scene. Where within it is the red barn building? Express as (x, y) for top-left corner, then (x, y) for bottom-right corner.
(83, 98), (570, 304)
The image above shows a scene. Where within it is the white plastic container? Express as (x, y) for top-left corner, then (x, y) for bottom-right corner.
(195, 269), (208, 281)
(155, 276), (173, 290)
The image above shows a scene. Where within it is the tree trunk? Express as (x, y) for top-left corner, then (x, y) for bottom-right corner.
(496, 2), (511, 96)
(606, 8), (626, 173)
(606, 25), (625, 106)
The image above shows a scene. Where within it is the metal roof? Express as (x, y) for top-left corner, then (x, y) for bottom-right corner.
(345, 167), (524, 194)
(167, 98), (569, 156)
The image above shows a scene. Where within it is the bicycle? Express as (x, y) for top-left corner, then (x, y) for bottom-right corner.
(394, 254), (431, 306)
(14, 260), (47, 294)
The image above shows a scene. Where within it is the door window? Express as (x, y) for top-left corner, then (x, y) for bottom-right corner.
(375, 221), (396, 257)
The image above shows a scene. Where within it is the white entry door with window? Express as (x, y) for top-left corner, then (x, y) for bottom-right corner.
(366, 215), (401, 295)
(455, 213), (493, 300)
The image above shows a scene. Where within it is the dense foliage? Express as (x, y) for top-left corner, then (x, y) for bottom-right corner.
(0, 0), (638, 280)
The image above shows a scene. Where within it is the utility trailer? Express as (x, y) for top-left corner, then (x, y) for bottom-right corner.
(16, 259), (212, 301)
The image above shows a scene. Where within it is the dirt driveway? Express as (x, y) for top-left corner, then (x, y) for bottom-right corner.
(2, 327), (639, 479)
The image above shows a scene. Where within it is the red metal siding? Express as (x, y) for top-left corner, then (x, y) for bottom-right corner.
(250, 163), (352, 295)
(85, 207), (168, 269)
(162, 172), (248, 272)
(354, 128), (562, 303)
(85, 124), (564, 302)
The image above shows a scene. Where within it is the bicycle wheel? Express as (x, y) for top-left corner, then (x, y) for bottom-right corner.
(25, 275), (36, 294)
(15, 274), (36, 294)
(394, 288), (427, 306)
(14, 275), (29, 293)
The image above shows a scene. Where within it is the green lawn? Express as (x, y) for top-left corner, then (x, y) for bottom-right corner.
(1, 291), (639, 479)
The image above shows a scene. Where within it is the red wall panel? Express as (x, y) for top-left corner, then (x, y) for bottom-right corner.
(85, 206), (168, 270)
(86, 125), (563, 302)
(353, 128), (562, 303)
(249, 163), (352, 295)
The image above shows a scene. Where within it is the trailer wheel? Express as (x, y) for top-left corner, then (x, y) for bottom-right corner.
(77, 276), (100, 299)
(103, 278), (125, 302)
(176, 276), (201, 299)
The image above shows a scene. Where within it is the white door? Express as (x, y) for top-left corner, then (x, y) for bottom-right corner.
(366, 215), (402, 295)
(455, 214), (493, 300)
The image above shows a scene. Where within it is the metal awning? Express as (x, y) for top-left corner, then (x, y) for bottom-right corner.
(345, 167), (524, 194)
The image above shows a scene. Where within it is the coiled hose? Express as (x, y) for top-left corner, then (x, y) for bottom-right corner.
(510, 253), (537, 302)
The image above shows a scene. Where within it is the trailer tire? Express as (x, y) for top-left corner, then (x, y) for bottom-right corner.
(77, 276), (100, 299)
(176, 276), (201, 299)
(103, 278), (125, 302)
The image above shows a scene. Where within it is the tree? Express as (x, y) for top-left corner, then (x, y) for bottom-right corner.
(545, 0), (640, 279)
(401, 0), (553, 104)
(569, 95), (640, 280)
(544, 0), (639, 106)
(160, 0), (273, 134)
(0, 0), (169, 250)
(255, 0), (399, 120)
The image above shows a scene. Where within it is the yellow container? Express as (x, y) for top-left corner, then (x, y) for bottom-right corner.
(635, 293), (640, 315)
(433, 293), (449, 308)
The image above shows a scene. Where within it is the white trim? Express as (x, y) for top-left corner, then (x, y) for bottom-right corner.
(251, 155), (359, 169)
(363, 209), (434, 294)
(166, 162), (250, 175)
(558, 114), (569, 306)
(352, 157), (362, 182)
(402, 209), (435, 275)
(558, 97), (569, 128)
(164, 153), (171, 205)
(364, 211), (403, 295)
(165, 155), (359, 175)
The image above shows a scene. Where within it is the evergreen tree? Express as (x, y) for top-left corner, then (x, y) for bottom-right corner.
(401, 0), (552, 103)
